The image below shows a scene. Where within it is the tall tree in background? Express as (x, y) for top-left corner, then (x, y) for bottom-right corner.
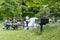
(23, 0), (60, 18)
(0, 0), (60, 19)
(0, 0), (22, 18)
(21, 0), (40, 17)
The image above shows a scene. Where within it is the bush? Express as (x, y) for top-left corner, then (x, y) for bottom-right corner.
(0, 17), (3, 20)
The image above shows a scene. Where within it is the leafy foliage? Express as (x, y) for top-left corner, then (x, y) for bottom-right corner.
(0, 0), (22, 18)
(0, 0), (60, 18)
(23, 0), (60, 18)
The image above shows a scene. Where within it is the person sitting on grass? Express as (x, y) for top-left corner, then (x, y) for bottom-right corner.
(12, 18), (18, 30)
(20, 18), (25, 29)
(3, 18), (10, 30)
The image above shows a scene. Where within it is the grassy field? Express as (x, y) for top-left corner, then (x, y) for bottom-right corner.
(0, 21), (60, 40)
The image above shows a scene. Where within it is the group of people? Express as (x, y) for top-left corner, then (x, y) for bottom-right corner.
(2, 16), (30, 30)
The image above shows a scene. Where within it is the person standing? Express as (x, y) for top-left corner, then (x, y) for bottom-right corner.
(25, 15), (30, 30)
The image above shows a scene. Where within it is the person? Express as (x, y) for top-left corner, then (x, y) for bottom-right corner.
(52, 16), (55, 23)
(12, 18), (17, 30)
(3, 18), (10, 29)
(25, 15), (30, 30)
(20, 18), (25, 29)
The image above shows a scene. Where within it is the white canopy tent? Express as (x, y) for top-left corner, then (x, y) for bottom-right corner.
(28, 17), (38, 28)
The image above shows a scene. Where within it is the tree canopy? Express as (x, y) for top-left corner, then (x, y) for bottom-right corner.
(0, 0), (22, 18)
(0, 0), (60, 19)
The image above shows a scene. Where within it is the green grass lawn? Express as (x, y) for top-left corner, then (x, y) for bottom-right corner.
(0, 21), (60, 40)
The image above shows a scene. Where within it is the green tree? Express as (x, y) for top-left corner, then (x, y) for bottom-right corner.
(0, 0), (22, 18)
(35, 5), (50, 18)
